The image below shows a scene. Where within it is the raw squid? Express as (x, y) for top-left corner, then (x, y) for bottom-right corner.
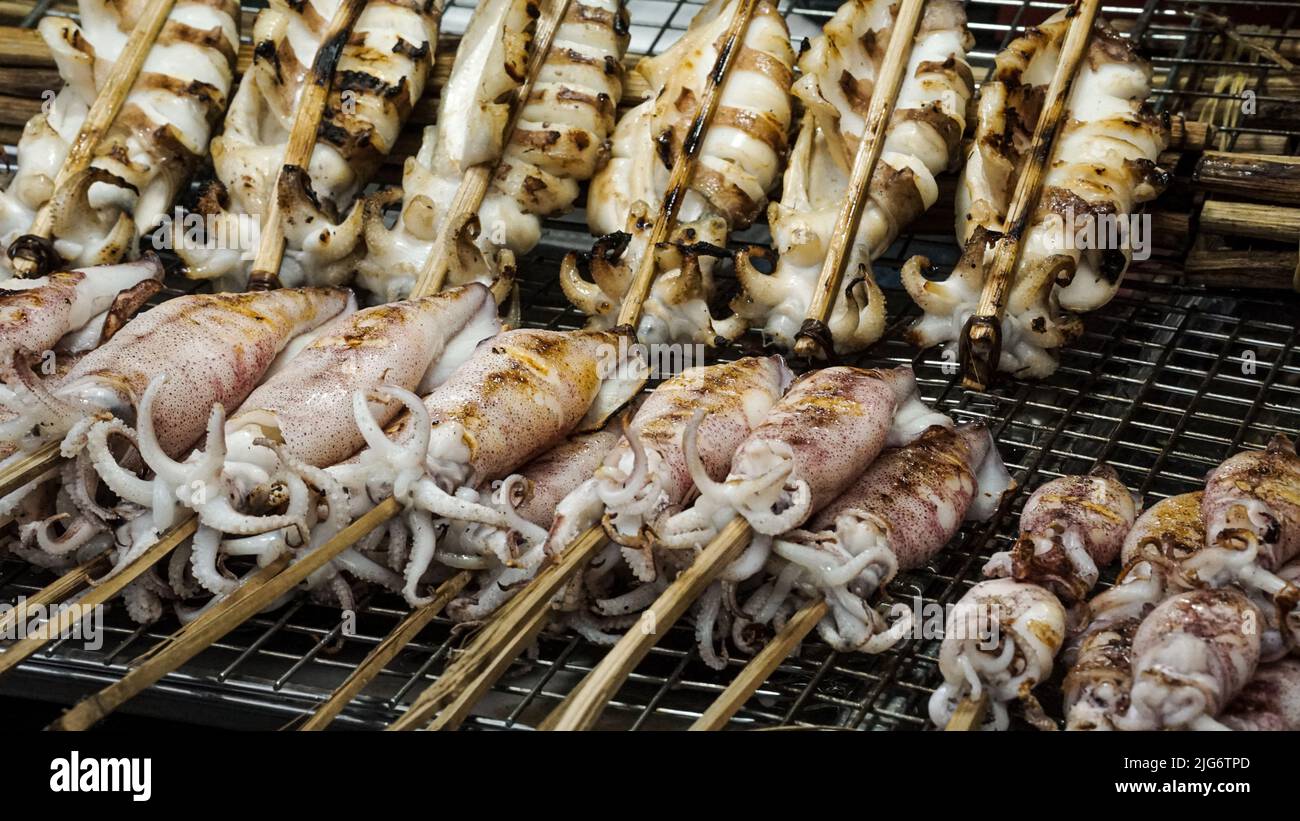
(1, 287), (350, 574)
(1221, 658), (1300, 731)
(1187, 436), (1300, 606)
(729, 0), (974, 353)
(765, 422), (1011, 654)
(334, 328), (647, 605)
(1062, 491), (1206, 731)
(658, 366), (949, 547)
(93, 285), (499, 596)
(0, 258), (163, 366)
(179, 0), (440, 289)
(928, 577), (1067, 731)
(355, 0), (563, 301)
(445, 427), (622, 621)
(1117, 587), (1262, 730)
(0, 0), (239, 272)
(561, 0), (794, 345)
(903, 12), (1169, 378)
(983, 465), (1138, 602)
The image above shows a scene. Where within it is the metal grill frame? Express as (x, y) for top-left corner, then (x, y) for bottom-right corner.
(1, 0), (1298, 731)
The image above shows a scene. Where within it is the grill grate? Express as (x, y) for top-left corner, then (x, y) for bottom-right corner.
(1, 0), (1298, 730)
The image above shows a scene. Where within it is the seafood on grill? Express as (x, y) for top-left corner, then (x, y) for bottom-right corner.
(0, 0), (240, 272)
(179, 0), (440, 290)
(357, 0), (631, 302)
(561, 0), (795, 345)
(327, 328), (648, 606)
(928, 577), (1068, 731)
(755, 422), (1011, 655)
(728, 0), (974, 353)
(983, 465), (1139, 603)
(0, 287), (351, 578)
(129, 285), (501, 598)
(1062, 491), (1206, 731)
(1221, 658), (1300, 731)
(903, 11), (1169, 378)
(1115, 587), (1263, 730)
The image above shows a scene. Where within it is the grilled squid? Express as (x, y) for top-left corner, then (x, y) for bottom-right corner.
(1117, 587), (1262, 730)
(766, 422), (1011, 654)
(0, 0), (239, 272)
(333, 328), (647, 605)
(179, 0), (439, 289)
(0, 287), (349, 575)
(1062, 491), (1206, 731)
(729, 0), (973, 353)
(1221, 658), (1300, 731)
(904, 11), (1169, 378)
(445, 427), (622, 621)
(929, 578), (1067, 731)
(355, 0), (553, 302)
(561, 0), (794, 345)
(983, 465), (1138, 603)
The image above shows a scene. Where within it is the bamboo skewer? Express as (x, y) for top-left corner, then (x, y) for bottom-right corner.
(9, 0), (177, 276)
(245, 0), (369, 290)
(0, 515), (196, 677)
(385, 523), (608, 730)
(0, 553), (109, 638)
(0, 439), (61, 500)
(688, 598), (827, 731)
(46, 498), (400, 730)
(792, 0), (926, 360)
(412, 0), (573, 297)
(613, 0), (760, 332)
(542, 517), (753, 731)
(297, 571), (470, 730)
(958, 0), (1102, 390)
(944, 691), (989, 731)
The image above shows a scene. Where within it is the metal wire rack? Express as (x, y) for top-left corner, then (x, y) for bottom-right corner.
(1, 0), (1298, 730)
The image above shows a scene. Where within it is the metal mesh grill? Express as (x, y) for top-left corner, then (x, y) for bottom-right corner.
(1, 0), (1298, 730)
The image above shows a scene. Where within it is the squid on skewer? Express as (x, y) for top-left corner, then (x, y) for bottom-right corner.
(357, 0), (631, 302)
(983, 465), (1139, 603)
(756, 422), (1011, 655)
(179, 0), (440, 289)
(728, 0), (974, 353)
(0, 287), (351, 579)
(903, 11), (1169, 378)
(1062, 491), (1205, 731)
(929, 578), (1067, 731)
(0, 0), (240, 272)
(561, 0), (795, 345)
(1221, 658), (1300, 731)
(329, 328), (647, 605)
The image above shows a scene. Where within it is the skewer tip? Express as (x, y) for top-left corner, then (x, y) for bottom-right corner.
(7, 234), (59, 278)
(793, 319), (833, 361)
(958, 315), (1000, 391)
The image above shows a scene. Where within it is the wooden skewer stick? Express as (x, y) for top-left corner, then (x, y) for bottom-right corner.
(45, 498), (400, 730)
(412, 0), (573, 297)
(0, 515), (196, 677)
(9, 0), (177, 276)
(944, 692), (990, 731)
(0, 553), (110, 638)
(0, 439), (62, 500)
(792, 0), (926, 360)
(245, 0), (369, 290)
(296, 571), (470, 731)
(386, 523), (608, 730)
(612, 0), (760, 333)
(542, 517), (753, 731)
(688, 598), (828, 731)
(958, 0), (1102, 390)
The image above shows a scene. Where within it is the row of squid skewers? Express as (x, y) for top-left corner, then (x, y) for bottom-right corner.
(0, 0), (1264, 732)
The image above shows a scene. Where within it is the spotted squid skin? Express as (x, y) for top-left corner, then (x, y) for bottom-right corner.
(513, 430), (622, 529)
(1201, 435), (1300, 573)
(985, 465), (1138, 603)
(1121, 491), (1206, 569)
(1125, 587), (1262, 730)
(56, 287), (350, 457)
(230, 284), (497, 469)
(1221, 658), (1300, 731)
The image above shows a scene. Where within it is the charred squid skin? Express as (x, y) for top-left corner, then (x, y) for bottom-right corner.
(983, 464), (1139, 603)
(1220, 658), (1300, 731)
(1119, 587), (1263, 731)
(929, 578), (1068, 731)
